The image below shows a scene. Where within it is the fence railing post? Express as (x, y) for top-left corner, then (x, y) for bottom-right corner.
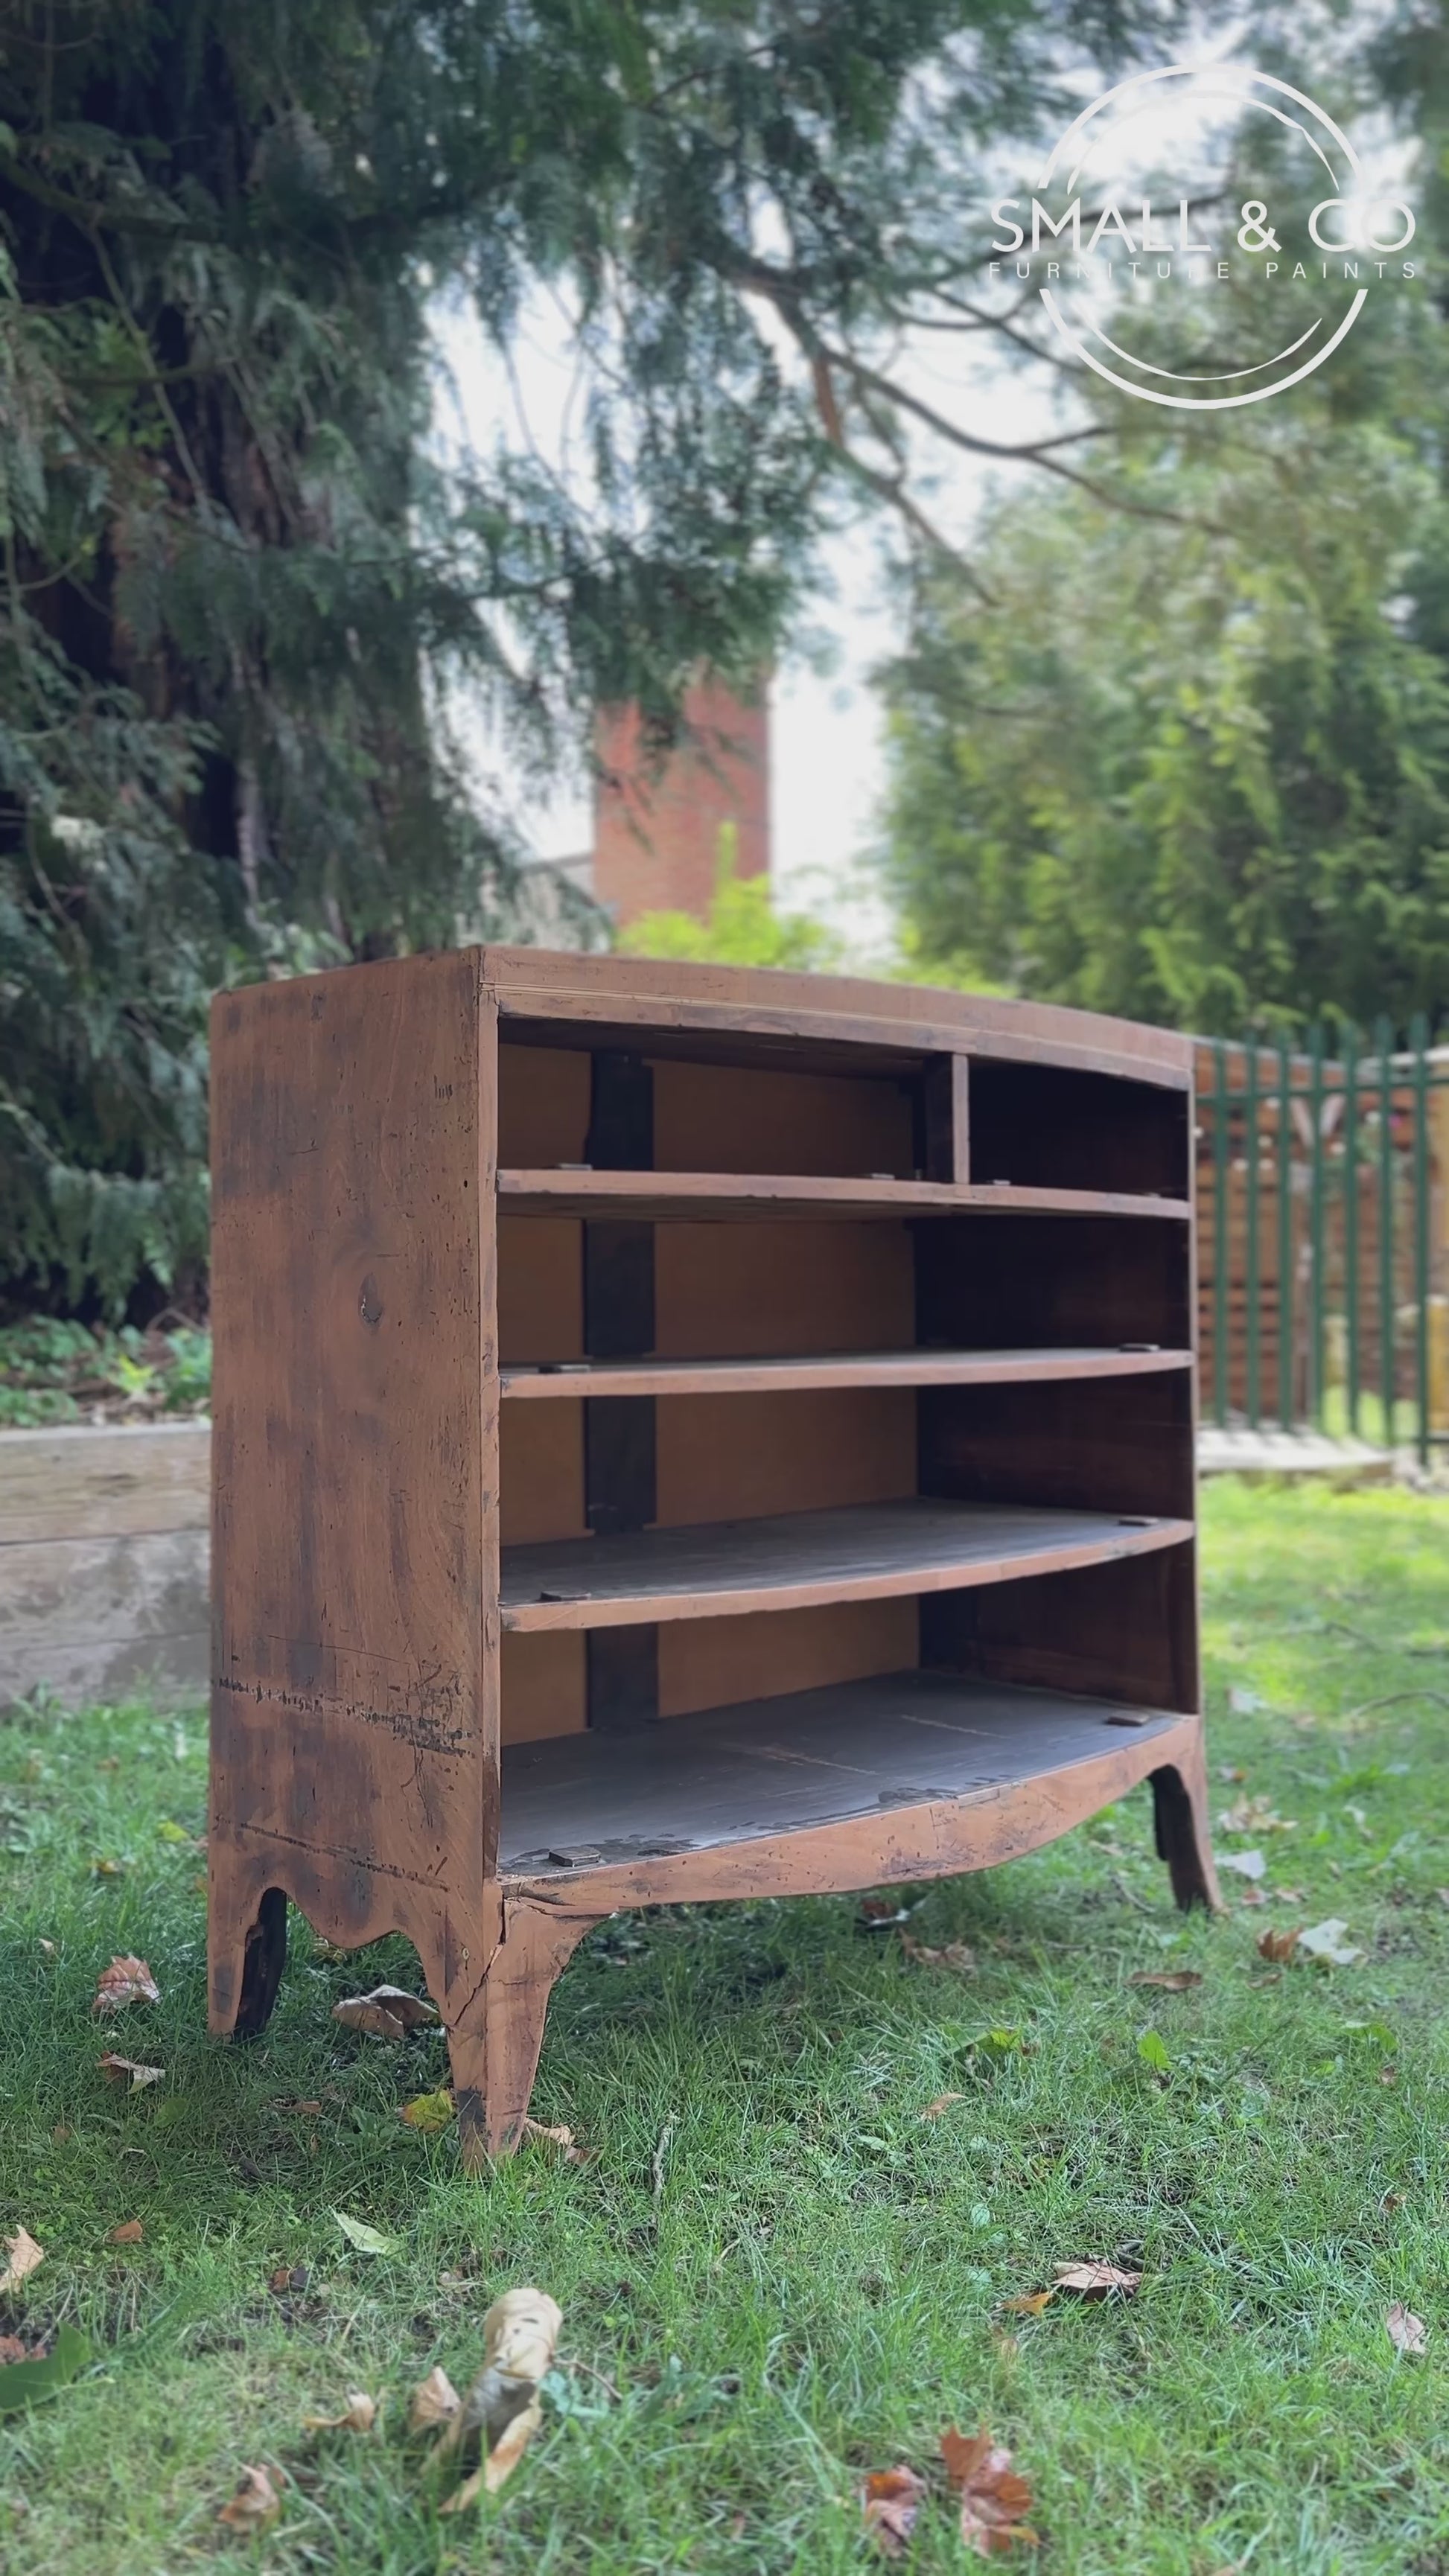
(1213, 1039), (1229, 1428)
(1308, 1019), (1326, 1429)
(1344, 1018), (1360, 1438)
(1278, 1027), (1294, 1428)
(1412, 1013), (1430, 1470)
(1377, 1015), (1395, 1450)
(1245, 1039), (1261, 1429)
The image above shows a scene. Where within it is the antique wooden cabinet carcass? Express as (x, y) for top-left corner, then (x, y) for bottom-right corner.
(208, 948), (1218, 2162)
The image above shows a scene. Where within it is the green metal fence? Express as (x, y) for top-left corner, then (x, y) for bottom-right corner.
(1198, 1024), (1449, 1465)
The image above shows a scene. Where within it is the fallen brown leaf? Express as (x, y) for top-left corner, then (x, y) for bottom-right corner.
(109, 2219), (144, 2244)
(1256, 1927), (1302, 1964)
(92, 1954), (159, 2014)
(900, 1934), (976, 1971)
(435, 2286), (561, 2505)
(1219, 1795), (1296, 1835)
(98, 2053), (164, 2090)
(409, 2364), (461, 2432)
(1238, 1887), (1269, 1909)
(519, 2117), (590, 2164)
(217, 2464), (283, 2531)
(1249, 1971), (1282, 1989)
(272, 2097), (323, 2117)
(920, 2092), (966, 2121)
(940, 2426), (1038, 2558)
(331, 1985), (439, 2041)
(858, 1897), (914, 1927)
(1053, 2260), (1141, 2298)
(1127, 1970), (1203, 1992)
(302, 2391), (377, 2433)
(862, 2465), (927, 2557)
(998, 2289), (1054, 2318)
(0, 2228), (44, 2291)
(1386, 2302), (1427, 2356)
(0, 2333), (45, 2364)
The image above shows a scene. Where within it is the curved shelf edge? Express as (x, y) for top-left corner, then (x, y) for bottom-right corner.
(497, 1170), (1192, 1222)
(501, 1347), (1194, 1400)
(500, 1710), (1206, 1913)
(501, 1509), (1195, 1633)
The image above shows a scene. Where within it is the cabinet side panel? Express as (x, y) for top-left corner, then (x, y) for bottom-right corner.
(209, 951), (491, 1970)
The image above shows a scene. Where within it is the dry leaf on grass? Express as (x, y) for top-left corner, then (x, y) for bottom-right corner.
(862, 2464), (927, 2557)
(435, 2286), (561, 2510)
(940, 2427), (1038, 2557)
(1238, 1887), (1269, 1909)
(900, 1934), (976, 1971)
(1128, 1970), (1202, 1992)
(1219, 1795), (1296, 1835)
(998, 2290), (1054, 2318)
(1053, 2260), (1141, 2298)
(331, 1984), (439, 2041)
(302, 2391), (377, 2433)
(1257, 1928), (1302, 1964)
(858, 1898), (914, 1928)
(399, 2088), (455, 2134)
(217, 2464), (283, 2531)
(520, 2117), (591, 2164)
(409, 2365), (461, 2432)
(1297, 1919), (1363, 1967)
(0, 2229), (43, 2291)
(98, 2054), (164, 2089)
(1220, 1850), (1267, 1882)
(272, 2097), (322, 2117)
(108, 2220), (143, 2245)
(92, 1955), (159, 2014)
(1386, 2302), (1427, 2357)
(920, 2093), (966, 2120)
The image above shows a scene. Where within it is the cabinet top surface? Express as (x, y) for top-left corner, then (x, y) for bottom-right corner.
(476, 946), (1191, 1083)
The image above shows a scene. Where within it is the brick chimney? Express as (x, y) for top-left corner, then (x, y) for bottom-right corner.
(593, 676), (769, 927)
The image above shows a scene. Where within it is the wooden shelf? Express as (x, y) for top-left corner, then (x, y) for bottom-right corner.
(501, 1347), (1194, 1400)
(500, 1496), (1193, 1631)
(498, 1170), (1192, 1222)
(499, 1670), (1184, 1875)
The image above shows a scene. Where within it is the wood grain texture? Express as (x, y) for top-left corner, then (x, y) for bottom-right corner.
(208, 951), (498, 2037)
(652, 1056), (915, 1179)
(0, 1422), (210, 1544)
(501, 1497), (1194, 1631)
(503, 1348), (1194, 1400)
(922, 1540), (1198, 1716)
(655, 1220), (913, 1359)
(500, 1171), (1192, 1222)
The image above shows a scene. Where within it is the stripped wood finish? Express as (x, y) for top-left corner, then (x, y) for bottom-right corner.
(208, 946), (1216, 2161)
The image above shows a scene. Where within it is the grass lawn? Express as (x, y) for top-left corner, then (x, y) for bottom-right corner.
(3, 1480), (1449, 2574)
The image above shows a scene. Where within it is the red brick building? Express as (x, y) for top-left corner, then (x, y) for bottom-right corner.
(592, 676), (769, 926)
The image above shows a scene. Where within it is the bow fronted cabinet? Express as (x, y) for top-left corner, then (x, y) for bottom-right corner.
(208, 949), (1220, 2162)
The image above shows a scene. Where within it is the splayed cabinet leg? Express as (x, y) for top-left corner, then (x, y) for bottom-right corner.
(209, 1843), (288, 2038)
(448, 1898), (602, 2167)
(1150, 1734), (1223, 1913)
